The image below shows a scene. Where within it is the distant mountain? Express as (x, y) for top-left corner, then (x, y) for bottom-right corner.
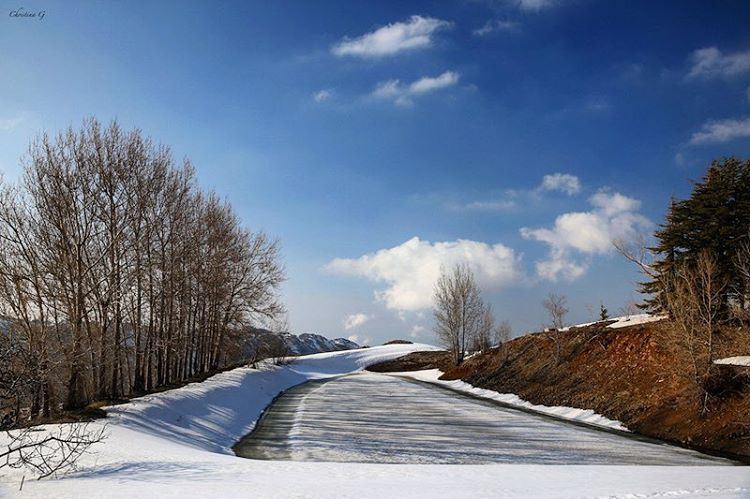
(282, 332), (360, 356)
(244, 328), (360, 358)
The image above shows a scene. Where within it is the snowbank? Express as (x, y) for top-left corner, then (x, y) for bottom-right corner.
(561, 313), (666, 331)
(393, 369), (629, 432)
(104, 343), (441, 454)
(715, 356), (750, 367)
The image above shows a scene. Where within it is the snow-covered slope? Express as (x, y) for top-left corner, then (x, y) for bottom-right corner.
(561, 313), (667, 331)
(715, 356), (750, 367)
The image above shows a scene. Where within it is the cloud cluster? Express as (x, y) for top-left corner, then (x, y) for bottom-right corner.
(343, 313), (370, 330)
(539, 173), (581, 195)
(0, 115), (25, 131)
(371, 71), (460, 106)
(326, 237), (523, 311)
(521, 190), (651, 281)
(450, 172), (581, 212)
(332, 16), (451, 58)
(688, 117), (750, 145)
(313, 89), (332, 103)
(459, 199), (517, 212)
(473, 20), (520, 37)
(346, 334), (372, 346)
(516, 0), (556, 11)
(687, 47), (750, 79)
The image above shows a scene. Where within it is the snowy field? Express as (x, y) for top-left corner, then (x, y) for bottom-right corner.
(0, 344), (748, 498)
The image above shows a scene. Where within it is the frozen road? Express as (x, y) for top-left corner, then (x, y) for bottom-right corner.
(234, 372), (733, 465)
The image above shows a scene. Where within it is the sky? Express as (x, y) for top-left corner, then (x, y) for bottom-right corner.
(1, 1), (750, 345)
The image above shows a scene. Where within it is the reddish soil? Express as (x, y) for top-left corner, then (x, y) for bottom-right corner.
(366, 351), (453, 373)
(369, 320), (750, 459)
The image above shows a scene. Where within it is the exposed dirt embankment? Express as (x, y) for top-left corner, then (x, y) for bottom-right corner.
(369, 321), (750, 459)
(366, 351), (453, 373)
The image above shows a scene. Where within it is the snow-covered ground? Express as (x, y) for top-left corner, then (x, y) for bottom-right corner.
(561, 313), (667, 331)
(397, 369), (629, 432)
(715, 356), (750, 367)
(1, 344), (748, 499)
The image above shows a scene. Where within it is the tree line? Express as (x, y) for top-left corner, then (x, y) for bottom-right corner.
(624, 157), (750, 403)
(0, 119), (285, 421)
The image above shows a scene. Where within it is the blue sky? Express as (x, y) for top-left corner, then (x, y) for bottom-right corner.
(2, 0), (750, 344)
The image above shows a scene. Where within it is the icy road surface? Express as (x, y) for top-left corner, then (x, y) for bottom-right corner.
(235, 372), (731, 465)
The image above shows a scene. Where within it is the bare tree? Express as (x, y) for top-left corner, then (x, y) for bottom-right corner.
(494, 320), (512, 347)
(731, 238), (750, 323)
(1, 424), (105, 479)
(663, 250), (727, 408)
(266, 313), (293, 366)
(0, 118), (286, 413)
(618, 299), (639, 319)
(433, 264), (484, 365)
(543, 293), (568, 362)
(613, 235), (658, 279)
(472, 304), (495, 353)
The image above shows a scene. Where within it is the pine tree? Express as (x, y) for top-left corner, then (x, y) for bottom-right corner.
(641, 157), (750, 316)
(599, 303), (609, 321)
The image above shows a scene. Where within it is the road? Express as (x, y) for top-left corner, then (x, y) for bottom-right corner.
(234, 372), (732, 465)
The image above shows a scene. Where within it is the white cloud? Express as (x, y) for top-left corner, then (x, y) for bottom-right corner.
(447, 173), (578, 213)
(521, 190), (651, 281)
(343, 313), (370, 330)
(410, 325), (426, 338)
(473, 20), (520, 37)
(332, 15), (451, 58)
(687, 46), (750, 79)
(674, 151), (687, 166)
(0, 115), (25, 131)
(326, 237), (523, 312)
(313, 89), (332, 103)
(372, 71), (460, 106)
(347, 334), (372, 346)
(459, 199), (517, 212)
(538, 173), (581, 195)
(517, 0), (556, 11)
(688, 117), (750, 145)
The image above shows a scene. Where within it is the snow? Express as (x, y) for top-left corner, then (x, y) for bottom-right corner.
(561, 313), (667, 331)
(714, 356), (750, 367)
(395, 369), (630, 432)
(1, 343), (748, 499)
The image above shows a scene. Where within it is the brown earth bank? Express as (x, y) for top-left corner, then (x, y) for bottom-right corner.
(366, 350), (453, 373)
(368, 320), (750, 460)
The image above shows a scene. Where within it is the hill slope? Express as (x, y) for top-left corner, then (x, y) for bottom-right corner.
(438, 318), (750, 459)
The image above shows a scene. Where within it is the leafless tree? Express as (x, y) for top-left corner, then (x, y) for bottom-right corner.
(663, 250), (727, 408)
(1, 424), (105, 479)
(472, 304), (495, 353)
(266, 313), (293, 366)
(494, 320), (512, 346)
(543, 293), (568, 362)
(0, 118), (286, 414)
(618, 299), (639, 319)
(731, 238), (750, 323)
(433, 264), (484, 365)
(613, 235), (658, 279)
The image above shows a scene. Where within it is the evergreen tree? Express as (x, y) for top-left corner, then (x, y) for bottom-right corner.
(641, 157), (750, 316)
